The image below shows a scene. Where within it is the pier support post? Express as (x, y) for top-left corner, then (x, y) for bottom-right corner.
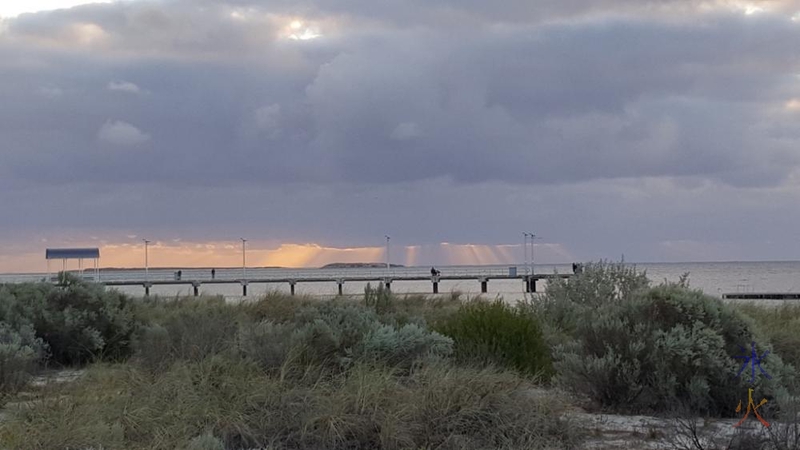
(479, 277), (488, 294)
(530, 277), (537, 293)
(337, 279), (344, 296)
(289, 280), (296, 296)
(241, 281), (248, 297)
(144, 283), (152, 297)
(192, 282), (201, 297)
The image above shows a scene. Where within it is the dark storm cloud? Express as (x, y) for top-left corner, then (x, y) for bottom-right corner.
(2, 0), (800, 263)
(3, 3), (800, 187)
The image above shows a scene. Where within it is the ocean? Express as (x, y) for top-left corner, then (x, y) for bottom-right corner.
(1, 261), (799, 301)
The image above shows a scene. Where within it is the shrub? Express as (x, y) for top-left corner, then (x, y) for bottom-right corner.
(295, 303), (381, 352)
(289, 303), (454, 371)
(532, 260), (650, 346)
(145, 297), (242, 362)
(0, 322), (46, 394)
(241, 291), (316, 323)
(356, 323), (453, 369)
(0, 357), (581, 450)
(437, 300), (552, 378)
(185, 432), (225, 450)
(552, 282), (795, 416)
(380, 294), (463, 329)
(736, 303), (800, 370)
(0, 275), (137, 365)
(131, 324), (172, 373)
(364, 283), (393, 314)
(236, 320), (295, 371)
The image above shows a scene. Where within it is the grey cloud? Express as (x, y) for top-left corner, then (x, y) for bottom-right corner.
(107, 81), (141, 93)
(2, 0), (800, 263)
(2, 4), (799, 189)
(97, 120), (150, 145)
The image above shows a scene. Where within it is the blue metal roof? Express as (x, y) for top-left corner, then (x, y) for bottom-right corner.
(45, 248), (100, 260)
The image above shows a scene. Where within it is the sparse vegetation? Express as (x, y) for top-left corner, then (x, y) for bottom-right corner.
(0, 275), (579, 449)
(535, 263), (797, 416)
(6, 263), (800, 449)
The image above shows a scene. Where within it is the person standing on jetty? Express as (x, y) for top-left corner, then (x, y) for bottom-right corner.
(211, 268), (216, 279)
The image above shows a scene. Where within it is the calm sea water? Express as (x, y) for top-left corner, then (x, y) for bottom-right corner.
(1, 261), (799, 301)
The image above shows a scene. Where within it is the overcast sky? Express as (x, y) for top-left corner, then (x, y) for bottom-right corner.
(2, 0), (800, 271)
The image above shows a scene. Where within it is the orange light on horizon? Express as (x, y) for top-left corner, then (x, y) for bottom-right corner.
(0, 240), (573, 274)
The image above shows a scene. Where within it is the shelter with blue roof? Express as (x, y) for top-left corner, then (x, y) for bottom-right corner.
(46, 248), (100, 281)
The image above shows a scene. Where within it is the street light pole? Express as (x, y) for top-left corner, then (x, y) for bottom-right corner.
(522, 232), (529, 275)
(143, 239), (151, 281)
(385, 235), (390, 273)
(240, 238), (247, 279)
(529, 233), (539, 276)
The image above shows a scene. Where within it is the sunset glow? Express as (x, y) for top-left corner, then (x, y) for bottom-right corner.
(0, 241), (572, 274)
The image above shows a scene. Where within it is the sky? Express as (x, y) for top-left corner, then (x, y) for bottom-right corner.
(2, 0), (800, 272)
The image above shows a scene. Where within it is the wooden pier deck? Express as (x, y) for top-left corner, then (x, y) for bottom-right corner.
(101, 272), (572, 296)
(722, 292), (800, 300)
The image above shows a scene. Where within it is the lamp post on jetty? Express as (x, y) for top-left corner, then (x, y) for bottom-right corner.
(143, 239), (151, 281)
(385, 235), (390, 273)
(522, 232), (530, 275)
(240, 238), (247, 279)
(528, 233), (539, 276)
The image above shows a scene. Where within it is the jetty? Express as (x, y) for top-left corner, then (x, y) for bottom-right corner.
(722, 292), (800, 300)
(73, 267), (571, 297)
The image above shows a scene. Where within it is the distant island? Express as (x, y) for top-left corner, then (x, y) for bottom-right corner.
(321, 262), (406, 269)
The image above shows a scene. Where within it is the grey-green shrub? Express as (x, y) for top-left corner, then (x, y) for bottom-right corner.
(736, 303), (800, 371)
(154, 298), (241, 361)
(0, 275), (137, 365)
(356, 323), (453, 368)
(0, 322), (46, 394)
(185, 432), (225, 450)
(552, 282), (795, 416)
(132, 324), (172, 373)
(364, 282), (393, 314)
(291, 303), (454, 370)
(533, 260), (650, 346)
(237, 320), (294, 370)
(437, 300), (552, 378)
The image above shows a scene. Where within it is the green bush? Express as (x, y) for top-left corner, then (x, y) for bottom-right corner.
(147, 297), (241, 362)
(552, 282), (795, 416)
(236, 320), (295, 371)
(356, 323), (453, 369)
(295, 303), (381, 352)
(437, 300), (552, 378)
(185, 432), (225, 450)
(0, 322), (46, 394)
(290, 303), (454, 371)
(533, 260), (650, 346)
(240, 291), (317, 323)
(736, 303), (800, 370)
(0, 275), (137, 365)
(0, 357), (581, 450)
(131, 324), (173, 373)
(364, 283), (393, 314)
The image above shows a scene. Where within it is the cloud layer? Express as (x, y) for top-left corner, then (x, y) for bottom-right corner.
(2, 0), (800, 270)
